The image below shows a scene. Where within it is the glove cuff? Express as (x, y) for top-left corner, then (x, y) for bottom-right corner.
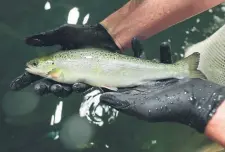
(195, 87), (225, 133)
(206, 87), (225, 125)
(96, 23), (120, 52)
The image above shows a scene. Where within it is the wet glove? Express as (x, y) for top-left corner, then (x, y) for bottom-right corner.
(100, 78), (225, 133)
(10, 23), (119, 97)
(25, 23), (119, 51)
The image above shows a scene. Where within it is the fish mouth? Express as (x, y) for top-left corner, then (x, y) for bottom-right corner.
(25, 64), (47, 76)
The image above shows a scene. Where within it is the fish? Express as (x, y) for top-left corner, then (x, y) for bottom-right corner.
(25, 48), (206, 91)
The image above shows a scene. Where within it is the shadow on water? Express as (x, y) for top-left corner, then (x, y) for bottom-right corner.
(0, 1), (225, 152)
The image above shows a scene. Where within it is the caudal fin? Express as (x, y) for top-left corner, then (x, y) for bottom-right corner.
(175, 52), (207, 80)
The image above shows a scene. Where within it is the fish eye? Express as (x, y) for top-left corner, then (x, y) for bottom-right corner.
(32, 61), (38, 66)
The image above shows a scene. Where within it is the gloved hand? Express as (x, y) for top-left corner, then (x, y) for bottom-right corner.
(100, 77), (225, 133)
(10, 23), (119, 97)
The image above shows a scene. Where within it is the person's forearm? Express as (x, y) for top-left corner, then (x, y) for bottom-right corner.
(205, 101), (225, 147)
(100, 0), (143, 30)
(100, 0), (224, 50)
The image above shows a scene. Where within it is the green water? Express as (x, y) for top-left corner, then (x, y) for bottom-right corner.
(0, 1), (225, 152)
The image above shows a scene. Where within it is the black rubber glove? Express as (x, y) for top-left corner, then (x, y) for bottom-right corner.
(25, 24), (119, 51)
(100, 78), (225, 133)
(10, 23), (119, 97)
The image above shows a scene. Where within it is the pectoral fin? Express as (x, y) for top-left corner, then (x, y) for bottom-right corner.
(47, 68), (63, 79)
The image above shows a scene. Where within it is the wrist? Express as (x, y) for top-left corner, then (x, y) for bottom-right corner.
(98, 23), (121, 51)
(82, 24), (119, 52)
(205, 100), (225, 147)
(100, 1), (143, 51)
(99, 22), (123, 51)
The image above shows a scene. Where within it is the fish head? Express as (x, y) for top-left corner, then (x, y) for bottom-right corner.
(26, 56), (57, 78)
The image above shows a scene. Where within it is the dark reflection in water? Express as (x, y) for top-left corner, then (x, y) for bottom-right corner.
(0, 1), (225, 152)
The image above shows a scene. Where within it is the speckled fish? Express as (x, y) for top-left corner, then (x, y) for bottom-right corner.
(25, 48), (206, 91)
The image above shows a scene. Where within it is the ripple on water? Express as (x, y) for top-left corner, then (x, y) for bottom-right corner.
(79, 90), (119, 127)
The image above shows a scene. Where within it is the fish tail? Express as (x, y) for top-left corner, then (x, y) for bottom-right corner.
(175, 52), (207, 79)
